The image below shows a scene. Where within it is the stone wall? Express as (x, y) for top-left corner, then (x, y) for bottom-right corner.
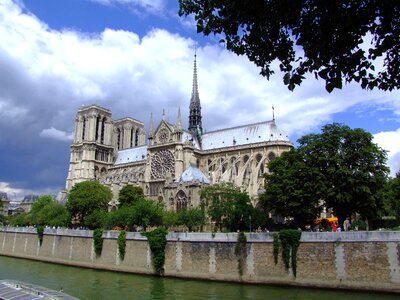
(1, 227), (399, 293)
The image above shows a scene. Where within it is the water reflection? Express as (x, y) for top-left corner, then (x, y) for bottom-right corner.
(0, 256), (398, 300)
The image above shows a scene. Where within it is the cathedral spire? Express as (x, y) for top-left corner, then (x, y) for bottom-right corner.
(177, 107), (182, 131)
(149, 113), (154, 139)
(188, 51), (203, 135)
(272, 105), (275, 122)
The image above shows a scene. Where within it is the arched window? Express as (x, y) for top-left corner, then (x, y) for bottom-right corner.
(95, 115), (100, 141)
(130, 128), (134, 148)
(94, 166), (99, 179)
(176, 190), (188, 212)
(100, 117), (106, 144)
(268, 152), (276, 161)
(243, 155), (249, 164)
(208, 159), (213, 172)
(256, 154), (264, 177)
(117, 128), (121, 150)
(82, 117), (86, 141)
(101, 167), (107, 175)
(230, 157), (236, 177)
(135, 129), (139, 146)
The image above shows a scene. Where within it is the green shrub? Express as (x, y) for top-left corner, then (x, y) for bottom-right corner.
(93, 228), (104, 258)
(118, 230), (126, 261)
(143, 228), (168, 275)
(273, 232), (279, 264)
(234, 232), (247, 277)
(279, 229), (301, 277)
(36, 225), (44, 246)
(351, 219), (367, 230)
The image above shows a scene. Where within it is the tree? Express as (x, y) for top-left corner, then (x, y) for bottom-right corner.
(263, 123), (389, 228)
(260, 149), (323, 228)
(66, 181), (112, 227)
(118, 185), (144, 207)
(200, 182), (235, 231)
(383, 172), (400, 221)
(179, 1), (400, 92)
(130, 199), (164, 231)
(298, 123), (389, 227)
(178, 207), (206, 231)
(200, 182), (259, 232)
(30, 195), (69, 227)
(162, 210), (179, 229)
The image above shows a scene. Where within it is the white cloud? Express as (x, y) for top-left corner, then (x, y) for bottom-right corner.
(374, 129), (400, 176)
(0, 0), (400, 193)
(89, 0), (165, 15)
(39, 127), (74, 142)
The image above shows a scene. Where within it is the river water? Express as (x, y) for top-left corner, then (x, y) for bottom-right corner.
(0, 255), (397, 300)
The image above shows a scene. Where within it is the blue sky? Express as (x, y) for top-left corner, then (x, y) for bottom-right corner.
(0, 0), (399, 200)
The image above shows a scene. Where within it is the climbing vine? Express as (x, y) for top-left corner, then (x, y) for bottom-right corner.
(279, 229), (302, 277)
(234, 232), (247, 277)
(36, 225), (44, 246)
(118, 230), (126, 261)
(273, 232), (279, 265)
(93, 228), (104, 258)
(143, 227), (168, 275)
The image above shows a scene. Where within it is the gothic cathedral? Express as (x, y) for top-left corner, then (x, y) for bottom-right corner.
(65, 55), (293, 210)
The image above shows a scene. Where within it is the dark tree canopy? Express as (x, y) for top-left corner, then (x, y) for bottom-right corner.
(261, 123), (389, 228)
(118, 184), (144, 207)
(383, 172), (400, 221)
(179, 1), (400, 92)
(200, 182), (260, 231)
(298, 123), (389, 224)
(30, 195), (69, 227)
(67, 181), (112, 227)
(260, 149), (323, 228)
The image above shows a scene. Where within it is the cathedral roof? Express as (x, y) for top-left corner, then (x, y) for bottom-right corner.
(200, 120), (290, 150)
(114, 145), (147, 165)
(176, 165), (210, 184)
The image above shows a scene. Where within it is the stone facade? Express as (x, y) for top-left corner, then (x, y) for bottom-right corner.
(65, 57), (293, 209)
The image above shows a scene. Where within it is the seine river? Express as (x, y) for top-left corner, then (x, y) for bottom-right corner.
(0, 255), (397, 300)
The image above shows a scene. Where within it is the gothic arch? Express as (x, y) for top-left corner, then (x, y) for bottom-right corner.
(176, 190), (188, 211)
(268, 152), (276, 162)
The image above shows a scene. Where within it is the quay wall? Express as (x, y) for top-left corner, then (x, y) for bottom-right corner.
(1, 227), (400, 293)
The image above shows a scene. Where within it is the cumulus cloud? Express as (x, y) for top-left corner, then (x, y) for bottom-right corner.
(40, 127), (74, 142)
(89, 0), (165, 15)
(374, 129), (400, 176)
(0, 0), (399, 198)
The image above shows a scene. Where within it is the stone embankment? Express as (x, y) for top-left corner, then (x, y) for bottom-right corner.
(1, 227), (399, 293)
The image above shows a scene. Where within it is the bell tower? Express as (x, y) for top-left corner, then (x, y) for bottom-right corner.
(66, 105), (114, 190)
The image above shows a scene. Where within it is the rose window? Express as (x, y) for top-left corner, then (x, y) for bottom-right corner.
(151, 150), (175, 179)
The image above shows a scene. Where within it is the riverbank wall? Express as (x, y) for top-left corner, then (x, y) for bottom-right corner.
(1, 227), (399, 293)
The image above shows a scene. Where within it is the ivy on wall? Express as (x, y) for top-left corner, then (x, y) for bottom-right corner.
(273, 230), (302, 277)
(143, 228), (168, 275)
(36, 225), (44, 246)
(118, 230), (126, 261)
(278, 229), (301, 277)
(273, 232), (279, 265)
(93, 228), (104, 258)
(234, 232), (247, 277)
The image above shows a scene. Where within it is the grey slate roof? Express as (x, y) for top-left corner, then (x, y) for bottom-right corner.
(200, 120), (289, 150)
(114, 145), (147, 165)
(176, 165), (210, 184)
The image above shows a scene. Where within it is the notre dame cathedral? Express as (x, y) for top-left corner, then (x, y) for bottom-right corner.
(65, 55), (293, 210)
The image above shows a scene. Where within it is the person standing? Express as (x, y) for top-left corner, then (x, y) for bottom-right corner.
(343, 217), (351, 231)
